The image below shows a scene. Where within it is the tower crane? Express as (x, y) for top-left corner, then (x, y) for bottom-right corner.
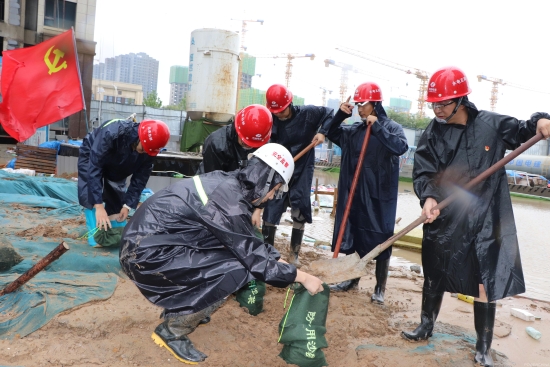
(477, 75), (550, 112)
(476, 75), (505, 112)
(255, 53), (315, 88)
(320, 87), (332, 107)
(323, 59), (387, 102)
(336, 46), (429, 117)
(231, 18), (264, 51)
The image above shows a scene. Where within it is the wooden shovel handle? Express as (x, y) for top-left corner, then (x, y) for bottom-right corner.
(294, 141), (317, 162)
(332, 123), (373, 257)
(371, 133), (544, 257)
(0, 241), (69, 297)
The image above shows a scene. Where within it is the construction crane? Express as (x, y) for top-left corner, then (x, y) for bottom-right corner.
(477, 75), (550, 112)
(256, 53), (315, 88)
(320, 87), (332, 106)
(476, 75), (505, 112)
(336, 46), (429, 117)
(231, 18), (264, 51)
(323, 59), (387, 102)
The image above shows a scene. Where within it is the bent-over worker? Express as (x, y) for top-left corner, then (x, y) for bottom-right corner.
(119, 143), (324, 364)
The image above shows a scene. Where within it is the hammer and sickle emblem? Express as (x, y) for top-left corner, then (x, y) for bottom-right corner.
(44, 46), (68, 75)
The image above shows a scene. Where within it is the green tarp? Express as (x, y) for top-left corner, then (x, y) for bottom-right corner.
(0, 171), (121, 339)
(180, 119), (226, 152)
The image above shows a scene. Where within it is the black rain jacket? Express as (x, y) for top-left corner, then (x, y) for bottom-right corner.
(196, 123), (254, 174)
(119, 159), (296, 316)
(326, 104), (408, 259)
(263, 105), (333, 224)
(78, 119), (154, 210)
(413, 99), (550, 301)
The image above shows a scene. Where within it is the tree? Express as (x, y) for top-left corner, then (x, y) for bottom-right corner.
(143, 90), (162, 108)
(163, 97), (186, 111)
(386, 109), (431, 130)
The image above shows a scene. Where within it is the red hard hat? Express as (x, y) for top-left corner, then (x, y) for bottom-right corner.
(235, 104), (273, 148)
(426, 66), (471, 102)
(266, 84), (293, 113)
(353, 82), (383, 103)
(138, 120), (170, 156)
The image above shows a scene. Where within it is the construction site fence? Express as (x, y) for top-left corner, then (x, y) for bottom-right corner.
(89, 101), (187, 152)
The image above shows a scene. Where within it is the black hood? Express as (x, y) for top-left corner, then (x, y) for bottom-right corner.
(373, 101), (388, 120)
(236, 157), (285, 203)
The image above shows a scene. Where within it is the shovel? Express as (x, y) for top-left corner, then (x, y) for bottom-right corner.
(310, 133), (544, 284)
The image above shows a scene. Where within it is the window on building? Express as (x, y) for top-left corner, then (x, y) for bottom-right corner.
(44, 0), (76, 30)
(0, 0), (5, 22)
(24, 0), (38, 31)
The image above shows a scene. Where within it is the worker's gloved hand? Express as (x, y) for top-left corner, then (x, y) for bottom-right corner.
(251, 208), (262, 228)
(94, 204), (112, 231)
(117, 207), (130, 222)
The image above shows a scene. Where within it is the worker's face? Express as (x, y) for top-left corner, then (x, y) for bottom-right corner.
(262, 183), (283, 203)
(273, 106), (292, 121)
(431, 99), (456, 122)
(356, 102), (375, 120)
(237, 136), (254, 150)
(135, 142), (145, 154)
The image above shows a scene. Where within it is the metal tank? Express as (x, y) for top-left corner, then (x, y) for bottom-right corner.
(186, 29), (240, 122)
(505, 153), (550, 180)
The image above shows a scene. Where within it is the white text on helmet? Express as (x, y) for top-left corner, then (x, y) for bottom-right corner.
(452, 77), (467, 86)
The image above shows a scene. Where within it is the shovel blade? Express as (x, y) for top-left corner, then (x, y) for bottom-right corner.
(309, 252), (370, 284)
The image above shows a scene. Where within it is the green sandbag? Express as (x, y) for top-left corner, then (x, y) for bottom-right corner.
(93, 227), (124, 247)
(235, 279), (266, 316)
(278, 283), (330, 367)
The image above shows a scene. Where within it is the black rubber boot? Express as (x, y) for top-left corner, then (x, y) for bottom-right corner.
(371, 258), (390, 304)
(151, 322), (206, 364)
(262, 225), (276, 247)
(289, 228), (304, 267)
(401, 289), (444, 341)
(474, 301), (496, 367)
(329, 278), (360, 292)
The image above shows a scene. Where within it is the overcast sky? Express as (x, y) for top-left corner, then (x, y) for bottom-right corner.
(94, 0), (550, 119)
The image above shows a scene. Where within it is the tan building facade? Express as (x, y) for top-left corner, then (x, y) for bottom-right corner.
(92, 79), (144, 106)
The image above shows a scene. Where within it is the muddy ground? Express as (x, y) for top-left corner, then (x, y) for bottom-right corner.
(1, 233), (549, 367)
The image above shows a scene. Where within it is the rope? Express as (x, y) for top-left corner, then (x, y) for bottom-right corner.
(78, 227), (100, 240)
(277, 286), (296, 343)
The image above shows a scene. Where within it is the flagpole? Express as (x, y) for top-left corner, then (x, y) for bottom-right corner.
(71, 27), (89, 134)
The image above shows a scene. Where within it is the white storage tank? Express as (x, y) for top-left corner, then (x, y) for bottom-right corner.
(186, 28), (240, 122)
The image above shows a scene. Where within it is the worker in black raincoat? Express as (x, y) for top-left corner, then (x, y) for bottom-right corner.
(196, 104), (273, 174)
(119, 143), (324, 364)
(260, 84), (333, 267)
(401, 66), (550, 367)
(324, 83), (408, 303)
(78, 118), (170, 246)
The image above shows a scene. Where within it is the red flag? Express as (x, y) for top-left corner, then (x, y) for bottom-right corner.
(0, 29), (84, 141)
